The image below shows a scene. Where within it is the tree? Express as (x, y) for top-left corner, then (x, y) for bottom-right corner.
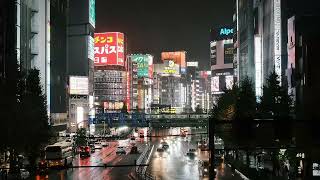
(259, 71), (292, 118)
(259, 72), (293, 141)
(75, 128), (87, 147)
(235, 77), (256, 120)
(18, 69), (51, 168)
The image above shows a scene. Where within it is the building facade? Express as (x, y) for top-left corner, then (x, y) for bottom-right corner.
(235, 0), (289, 97)
(287, 15), (320, 120)
(67, 0), (95, 132)
(127, 54), (153, 113)
(210, 26), (234, 103)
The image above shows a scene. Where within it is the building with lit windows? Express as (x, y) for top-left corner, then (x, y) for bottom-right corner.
(93, 32), (126, 114)
(67, 0), (95, 132)
(210, 26), (235, 104)
(126, 54), (153, 113)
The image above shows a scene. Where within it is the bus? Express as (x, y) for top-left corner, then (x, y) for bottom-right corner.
(45, 141), (73, 168)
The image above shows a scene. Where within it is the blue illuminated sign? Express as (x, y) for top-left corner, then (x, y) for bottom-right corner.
(220, 28), (233, 36)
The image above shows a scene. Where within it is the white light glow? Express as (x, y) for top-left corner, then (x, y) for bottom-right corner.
(255, 36), (263, 98)
(77, 107), (84, 128)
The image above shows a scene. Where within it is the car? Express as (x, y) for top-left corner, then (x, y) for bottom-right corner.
(90, 145), (95, 153)
(94, 142), (102, 149)
(101, 140), (108, 147)
(116, 146), (126, 155)
(155, 147), (166, 158)
(37, 160), (48, 175)
(20, 169), (30, 179)
(198, 160), (210, 177)
(79, 146), (90, 158)
(188, 148), (198, 155)
(186, 151), (197, 160)
(160, 142), (169, 150)
(130, 146), (138, 154)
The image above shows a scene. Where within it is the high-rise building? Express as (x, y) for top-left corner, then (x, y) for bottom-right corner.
(186, 61), (200, 112)
(127, 54), (153, 113)
(210, 26), (234, 104)
(67, 0), (95, 132)
(94, 32), (126, 114)
(235, 0), (289, 98)
(50, 0), (68, 129)
(153, 60), (184, 114)
(199, 71), (212, 112)
(287, 15), (320, 120)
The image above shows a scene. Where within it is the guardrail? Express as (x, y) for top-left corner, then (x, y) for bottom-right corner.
(136, 145), (155, 180)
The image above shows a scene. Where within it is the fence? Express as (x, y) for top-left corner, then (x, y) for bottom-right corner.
(136, 145), (155, 180)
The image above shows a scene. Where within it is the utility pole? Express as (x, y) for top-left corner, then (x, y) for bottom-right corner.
(208, 117), (216, 179)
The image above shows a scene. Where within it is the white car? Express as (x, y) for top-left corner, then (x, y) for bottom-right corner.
(116, 146), (126, 155)
(20, 169), (30, 179)
(101, 140), (108, 147)
(94, 142), (102, 149)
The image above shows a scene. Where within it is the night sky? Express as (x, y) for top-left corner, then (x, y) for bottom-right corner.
(96, 0), (234, 69)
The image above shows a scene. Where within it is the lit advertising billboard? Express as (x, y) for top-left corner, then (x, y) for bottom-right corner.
(94, 32), (125, 66)
(161, 51), (186, 68)
(104, 101), (124, 110)
(187, 61), (198, 67)
(89, 0), (95, 28)
(69, 76), (89, 95)
(225, 75), (234, 90)
(274, 0), (282, 84)
(131, 54), (153, 78)
(210, 26), (234, 41)
(162, 60), (180, 76)
(224, 43), (233, 64)
(211, 76), (219, 92)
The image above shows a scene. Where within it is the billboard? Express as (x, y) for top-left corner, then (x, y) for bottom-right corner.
(211, 76), (219, 92)
(69, 76), (89, 95)
(161, 51), (186, 68)
(224, 43), (233, 64)
(274, 0), (282, 84)
(210, 26), (234, 41)
(94, 32), (125, 66)
(89, 0), (95, 28)
(225, 75), (234, 90)
(210, 42), (217, 65)
(162, 60), (180, 76)
(88, 36), (94, 60)
(104, 101), (124, 110)
(131, 54), (153, 78)
(187, 61), (198, 67)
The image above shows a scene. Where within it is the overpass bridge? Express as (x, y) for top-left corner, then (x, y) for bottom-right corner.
(92, 113), (209, 127)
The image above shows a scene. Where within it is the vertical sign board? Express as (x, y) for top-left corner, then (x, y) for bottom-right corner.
(94, 32), (125, 66)
(89, 0), (95, 28)
(255, 36), (263, 98)
(88, 36), (94, 60)
(274, 0), (282, 84)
